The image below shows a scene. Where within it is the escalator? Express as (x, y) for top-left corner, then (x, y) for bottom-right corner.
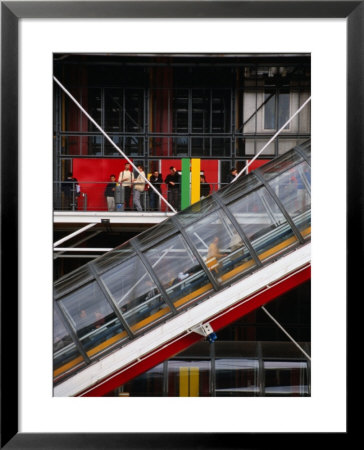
(53, 142), (311, 397)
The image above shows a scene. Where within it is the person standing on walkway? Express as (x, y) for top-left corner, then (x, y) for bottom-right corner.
(133, 165), (146, 212)
(165, 166), (180, 211)
(104, 174), (116, 211)
(149, 170), (163, 211)
(118, 162), (134, 211)
(226, 168), (238, 183)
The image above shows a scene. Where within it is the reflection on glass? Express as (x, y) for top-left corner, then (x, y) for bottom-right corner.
(215, 358), (259, 396)
(59, 281), (124, 358)
(144, 234), (212, 309)
(114, 363), (164, 397)
(228, 186), (298, 261)
(53, 308), (83, 375)
(167, 359), (211, 396)
(177, 196), (218, 228)
(54, 264), (93, 299)
(267, 161), (311, 237)
(258, 149), (302, 182)
(264, 360), (309, 396)
(101, 255), (171, 332)
(93, 245), (134, 275)
(185, 209), (254, 285)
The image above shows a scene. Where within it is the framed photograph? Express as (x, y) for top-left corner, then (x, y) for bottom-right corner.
(1, 1), (358, 448)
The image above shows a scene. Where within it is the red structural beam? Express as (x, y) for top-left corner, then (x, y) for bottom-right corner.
(78, 264), (311, 397)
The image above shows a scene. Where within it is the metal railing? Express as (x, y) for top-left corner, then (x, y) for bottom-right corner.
(54, 181), (222, 212)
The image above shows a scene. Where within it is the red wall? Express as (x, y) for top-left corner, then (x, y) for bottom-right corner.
(246, 159), (270, 173)
(73, 158), (220, 211)
(73, 159), (132, 211)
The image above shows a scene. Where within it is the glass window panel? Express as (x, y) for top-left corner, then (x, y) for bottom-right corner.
(104, 136), (123, 156)
(149, 137), (172, 157)
(86, 88), (102, 133)
(264, 360), (309, 396)
(59, 136), (80, 156)
(104, 88), (123, 132)
(124, 136), (144, 156)
(211, 138), (231, 157)
(219, 170), (262, 203)
(64, 88), (83, 132)
(228, 186), (298, 262)
(54, 264), (93, 299)
(144, 234), (212, 309)
(278, 92), (290, 128)
(59, 136), (103, 156)
(267, 161), (311, 237)
(172, 136), (189, 157)
(59, 281), (125, 358)
(53, 307), (84, 375)
(264, 92), (276, 129)
(191, 137), (209, 157)
(172, 89), (188, 133)
(192, 89), (210, 133)
(242, 90), (259, 134)
(87, 135), (102, 156)
(185, 209), (255, 285)
(211, 89), (231, 133)
(125, 89), (144, 132)
(215, 358), (259, 397)
(151, 89), (171, 134)
(167, 359), (211, 397)
(264, 91), (290, 131)
(177, 196), (218, 228)
(117, 363), (164, 397)
(101, 255), (171, 332)
(93, 244), (135, 274)
(136, 219), (176, 251)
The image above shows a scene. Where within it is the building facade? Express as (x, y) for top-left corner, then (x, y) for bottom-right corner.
(53, 53), (311, 397)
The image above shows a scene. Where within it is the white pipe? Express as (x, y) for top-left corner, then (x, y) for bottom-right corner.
(53, 222), (97, 247)
(53, 76), (177, 213)
(53, 230), (101, 260)
(234, 96), (311, 181)
(261, 306), (311, 361)
(53, 247), (112, 252)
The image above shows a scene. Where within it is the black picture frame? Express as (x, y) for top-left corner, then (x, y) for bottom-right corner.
(1, 1), (357, 448)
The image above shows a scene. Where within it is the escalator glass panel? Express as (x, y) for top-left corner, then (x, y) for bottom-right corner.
(100, 254), (171, 333)
(185, 208), (255, 285)
(58, 281), (125, 359)
(144, 233), (213, 309)
(227, 186), (298, 261)
(265, 161), (311, 238)
(53, 307), (85, 379)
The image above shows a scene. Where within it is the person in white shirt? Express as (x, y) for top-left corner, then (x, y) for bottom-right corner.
(133, 165), (146, 212)
(118, 162), (134, 210)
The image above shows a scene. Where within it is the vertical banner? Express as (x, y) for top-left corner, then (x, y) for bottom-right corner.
(181, 158), (191, 210)
(191, 158), (201, 205)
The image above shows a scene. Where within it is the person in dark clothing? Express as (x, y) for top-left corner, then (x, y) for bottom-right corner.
(149, 170), (163, 211)
(164, 166), (180, 211)
(61, 172), (80, 210)
(226, 168), (238, 184)
(200, 174), (211, 199)
(104, 174), (116, 211)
